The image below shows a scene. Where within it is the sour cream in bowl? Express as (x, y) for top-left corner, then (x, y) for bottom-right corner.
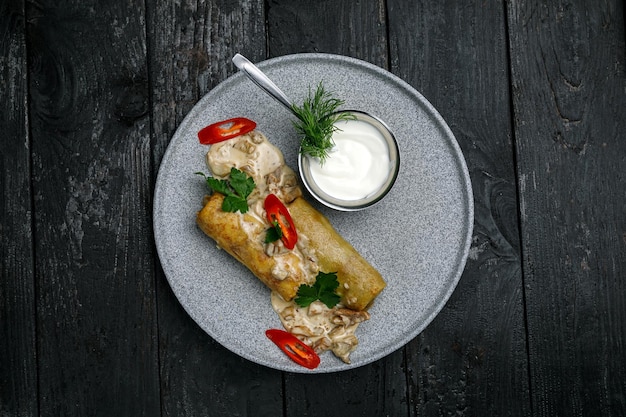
(298, 111), (400, 211)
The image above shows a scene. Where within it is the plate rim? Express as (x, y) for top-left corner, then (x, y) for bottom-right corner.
(153, 52), (474, 373)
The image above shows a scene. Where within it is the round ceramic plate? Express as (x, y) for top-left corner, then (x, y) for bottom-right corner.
(153, 53), (473, 373)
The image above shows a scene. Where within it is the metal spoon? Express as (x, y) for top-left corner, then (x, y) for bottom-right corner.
(231, 53), (400, 211)
(232, 53), (297, 116)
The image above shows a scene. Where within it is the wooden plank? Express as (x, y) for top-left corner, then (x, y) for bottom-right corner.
(147, 1), (284, 415)
(508, 0), (626, 415)
(267, 0), (389, 68)
(387, 0), (531, 415)
(149, 0), (268, 170)
(0, 1), (38, 416)
(25, 1), (160, 415)
(284, 354), (408, 417)
(267, 1), (410, 416)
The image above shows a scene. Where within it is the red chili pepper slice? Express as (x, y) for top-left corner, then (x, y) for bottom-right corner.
(198, 117), (256, 145)
(264, 194), (298, 250)
(266, 329), (320, 369)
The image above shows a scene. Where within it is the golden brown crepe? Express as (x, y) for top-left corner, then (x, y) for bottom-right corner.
(196, 193), (385, 311)
(286, 197), (385, 311)
(195, 130), (385, 312)
(197, 192), (308, 302)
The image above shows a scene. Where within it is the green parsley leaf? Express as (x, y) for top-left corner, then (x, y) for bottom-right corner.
(294, 284), (319, 308)
(265, 220), (283, 244)
(206, 176), (230, 195)
(295, 271), (341, 309)
(222, 194), (249, 213)
(196, 168), (255, 213)
(228, 167), (256, 199)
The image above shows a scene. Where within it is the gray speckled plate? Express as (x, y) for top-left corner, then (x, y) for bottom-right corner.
(153, 53), (473, 373)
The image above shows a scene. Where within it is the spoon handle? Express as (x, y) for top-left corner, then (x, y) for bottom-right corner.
(232, 54), (295, 114)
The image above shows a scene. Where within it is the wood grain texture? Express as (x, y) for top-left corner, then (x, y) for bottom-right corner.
(387, 0), (530, 415)
(26, 0), (160, 415)
(3, 0), (625, 415)
(267, 0), (389, 69)
(148, 0), (267, 170)
(0, 1), (38, 416)
(285, 353), (409, 417)
(146, 1), (283, 416)
(508, 0), (626, 415)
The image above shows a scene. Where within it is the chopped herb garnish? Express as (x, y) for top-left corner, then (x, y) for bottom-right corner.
(295, 271), (341, 309)
(265, 220), (283, 244)
(291, 82), (355, 164)
(196, 167), (255, 213)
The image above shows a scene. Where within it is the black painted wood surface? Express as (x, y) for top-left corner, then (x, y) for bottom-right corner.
(1, 0), (624, 416)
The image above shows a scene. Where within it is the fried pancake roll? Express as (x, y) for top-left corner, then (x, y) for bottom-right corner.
(286, 197), (386, 311)
(197, 192), (308, 302)
(196, 129), (385, 311)
(196, 192), (385, 311)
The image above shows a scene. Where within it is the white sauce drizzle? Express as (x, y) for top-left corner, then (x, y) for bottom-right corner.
(205, 131), (369, 364)
(270, 292), (367, 364)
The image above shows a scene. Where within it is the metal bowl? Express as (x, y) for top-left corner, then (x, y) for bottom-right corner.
(298, 111), (400, 211)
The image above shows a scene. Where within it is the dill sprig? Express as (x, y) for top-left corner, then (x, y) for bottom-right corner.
(291, 82), (354, 163)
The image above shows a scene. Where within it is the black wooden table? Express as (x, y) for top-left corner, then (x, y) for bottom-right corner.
(2, 0), (625, 416)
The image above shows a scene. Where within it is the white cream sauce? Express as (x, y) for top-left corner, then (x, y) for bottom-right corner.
(207, 132), (314, 280)
(206, 131), (301, 225)
(207, 131), (284, 197)
(308, 118), (391, 200)
(270, 291), (368, 364)
(205, 130), (369, 364)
